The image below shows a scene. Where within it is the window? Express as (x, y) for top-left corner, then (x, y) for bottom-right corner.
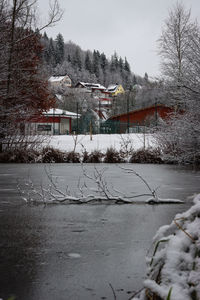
(37, 124), (52, 131)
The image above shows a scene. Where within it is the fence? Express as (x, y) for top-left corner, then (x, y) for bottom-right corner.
(71, 119), (147, 135)
(100, 120), (146, 134)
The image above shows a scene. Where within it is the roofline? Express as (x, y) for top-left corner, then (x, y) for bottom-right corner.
(108, 104), (172, 120)
(44, 113), (80, 118)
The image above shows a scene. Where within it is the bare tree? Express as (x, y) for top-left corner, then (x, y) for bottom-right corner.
(156, 2), (200, 165)
(158, 3), (194, 86)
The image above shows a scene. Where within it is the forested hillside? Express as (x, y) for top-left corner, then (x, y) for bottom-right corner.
(40, 32), (171, 118)
(41, 32), (144, 89)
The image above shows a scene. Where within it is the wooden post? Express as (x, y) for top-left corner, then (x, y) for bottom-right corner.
(90, 121), (92, 141)
(76, 102), (79, 134)
(143, 122), (146, 150)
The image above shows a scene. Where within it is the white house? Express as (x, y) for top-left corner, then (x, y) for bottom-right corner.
(27, 108), (80, 135)
(49, 75), (72, 89)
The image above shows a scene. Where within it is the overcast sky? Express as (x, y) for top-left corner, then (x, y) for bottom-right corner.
(37, 0), (200, 78)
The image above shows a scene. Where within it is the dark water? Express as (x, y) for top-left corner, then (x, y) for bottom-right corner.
(0, 164), (199, 300)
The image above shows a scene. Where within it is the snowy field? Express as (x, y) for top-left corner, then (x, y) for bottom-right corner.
(46, 133), (156, 153)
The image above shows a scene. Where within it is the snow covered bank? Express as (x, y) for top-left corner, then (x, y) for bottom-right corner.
(46, 133), (156, 153)
(132, 194), (200, 300)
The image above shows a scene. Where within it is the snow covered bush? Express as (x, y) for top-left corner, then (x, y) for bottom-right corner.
(104, 147), (125, 163)
(41, 147), (67, 163)
(0, 148), (39, 163)
(129, 148), (163, 164)
(86, 150), (104, 163)
(132, 194), (200, 300)
(65, 151), (81, 163)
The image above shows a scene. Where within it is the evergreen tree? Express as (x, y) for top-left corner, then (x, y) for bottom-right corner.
(85, 51), (92, 72)
(118, 57), (124, 73)
(72, 48), (82, 71)
(48, 38), (56, 67)
(113, 52), (119, 70)
(110, 55), (116, 72)
(41, 36), (136, 88)
(144, 72), (149, 83)
(100, 52), (108, 72)
(67, 54), (71, 62)
(42, 32), (50, 64)
(124, 57), (130, 73)
(55, 33), (64, 65)
(133, 75), (137, 85)
(43, 31), (49, 41)
(93, 50), (100, 78)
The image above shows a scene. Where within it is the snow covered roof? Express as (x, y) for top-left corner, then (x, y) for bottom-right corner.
(107, 84), (118, 92)
(49, 76), (66, 82)
(101, 110), (109, 120)
(43, 108), (80, 118)
(77, 82), (106, 90)
(55, 94), (63, 101)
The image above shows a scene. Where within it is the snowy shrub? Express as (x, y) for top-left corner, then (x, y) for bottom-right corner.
(86, 150), (104, 163)
(81, 150), (90, 163)
(0, 149), (39, 163)
(65, 151), (80, 163)
(104, 147), (125, 163)
(41, 147), (66, 163)
(129, 148), (163, 164)
(119, 134), (134, 158)
(132, 194), (200, 300)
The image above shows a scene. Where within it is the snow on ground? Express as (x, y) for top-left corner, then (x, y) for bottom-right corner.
(132, 194), (200, 300)
(45, 133), (156, 153)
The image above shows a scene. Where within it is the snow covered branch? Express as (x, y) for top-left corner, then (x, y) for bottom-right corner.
(17, 165), (184, 205)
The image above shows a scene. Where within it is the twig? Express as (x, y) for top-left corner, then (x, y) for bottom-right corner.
(109, 283), (117, 300)
(128, 287), (145, 300)
(118, 166), (158, 200)
(174, 218), (195, 242)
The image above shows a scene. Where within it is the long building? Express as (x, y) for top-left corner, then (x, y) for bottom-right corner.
(108, 104), (174, 133)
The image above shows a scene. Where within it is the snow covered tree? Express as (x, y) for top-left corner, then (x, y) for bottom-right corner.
(110, 54), (116, 73)
(46, 38), (56, 67)
(100, 52), (108, 73)
(118, 57), (124, 74)
(144, 72), (149, 83)
(72, 48), (82, 71)
(85, 51), (92, 73)
(158, 3), (194, 84)
(124, 57), (131, 73)
(55, 33), (64, 65)
(92, 50), (101, 78)
(113, 52), (119, 70)
(156, 2), (200, 164)
(42, 38), (135, 90)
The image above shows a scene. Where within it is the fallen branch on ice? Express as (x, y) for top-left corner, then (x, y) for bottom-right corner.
(17, 164), (184, 205)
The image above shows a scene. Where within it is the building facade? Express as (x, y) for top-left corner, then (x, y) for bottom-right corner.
(27, 109), (79, 135)
(108, 104), (174, 133)
(49, 75), (72, 89)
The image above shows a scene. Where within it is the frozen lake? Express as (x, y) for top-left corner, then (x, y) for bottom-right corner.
(0, 163), (200, 300)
